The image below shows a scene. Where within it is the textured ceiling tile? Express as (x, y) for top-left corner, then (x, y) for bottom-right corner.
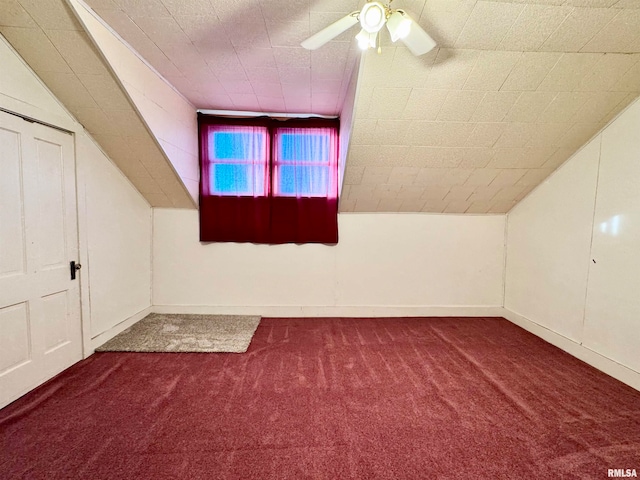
(540, 8), (618, 52)
(402, 89), (448, 120)
(466, 123), (508, 147)
(273, 46), (309, 68)
(399, 197), (429, 212)
(516, 168), (554, 186)
(464, 168), (501, 186)
(494, 122), (535, 148)
(571, 90), (629, 122)
(46, 30), (110, 75)
(489, 168), (527, 187)
(455, 1), (524, 49)
(424, 48), (480, 90)
(492, 185), (527, 203)
(437, 91), (486, 121)
(498, 4), (572, 51)
(36, 70), (98, 108)
(375, 198), (405, 212)
(439, 123), (476, 147)
(537, 91), (592, 122)
(131, 15), (191, 48)
(421, 0), (478, 48)
(309, 0), (360, 13)
(421, 200), (448, 213)
(470, 91), (520, 122)
(525, 122), (571, 147)
(1, 26), (74, 73)
(367, 87), (412, 119)
(611, 56), (640, 90)
(159, 0), (213, 16)
(373, 120), (414, 146)
(350, 119), (378, 144)
(463, 51), (521, 91)
(414, 167), (473, 186)
(443, 199), (474, 213)
(489, 147), (556, 168)
(501, 52), (562, 91)
(225, 20), (271, 48)
(354, 197), (380, 212)
(343, 166), (365, 185)
(373, 183), (401, 199)
(19, 0), (83, 30)
(112, 0), (171, 17)
(459, 148), (495, 168)
(77, 73), (132, 109)
(581, 9), (640, 51)
(504, 91), (558, 122)
(542, 147), (575, 169)
(266, 21), (310, 48)
(406, 147), (466, 168)
(443, 185), (476, 202)
(537, 52), (602, 91)
(465, 201), (492, 213)
(388, 167), (421, 185)
(421, 186), (451, 201)
(576, 53), (639, 90)
(405, 121), (444, 146)
(467, 184), (501, 202)
(397, 185), (426, 199)
(557, 122), (603, 148)
(0, 0), (38, 28)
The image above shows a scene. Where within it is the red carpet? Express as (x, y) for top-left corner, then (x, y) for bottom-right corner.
(1, 317), (639, 479)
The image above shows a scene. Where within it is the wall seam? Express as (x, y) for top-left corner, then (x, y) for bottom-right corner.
(580, 134), (604, 345)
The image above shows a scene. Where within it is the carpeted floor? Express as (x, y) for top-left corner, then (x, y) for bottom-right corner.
(96, 313), (261, 353)
(1, 317), (639, 479)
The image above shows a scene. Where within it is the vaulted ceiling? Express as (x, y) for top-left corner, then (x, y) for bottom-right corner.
(2, 0), (640, 213)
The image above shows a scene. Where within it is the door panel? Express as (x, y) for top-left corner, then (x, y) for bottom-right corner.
(0, 126), (26, 278)
(0, 111), (82, 409)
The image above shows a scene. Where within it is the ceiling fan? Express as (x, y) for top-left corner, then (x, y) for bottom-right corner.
(301, 1), (437, 56)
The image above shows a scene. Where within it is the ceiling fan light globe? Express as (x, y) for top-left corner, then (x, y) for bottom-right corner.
(387, 11), (412, 42)
(360, 2), (386, 33)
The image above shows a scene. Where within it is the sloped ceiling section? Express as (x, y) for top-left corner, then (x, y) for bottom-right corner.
(67, 0), (199, 204)
(341, 1), (640, 213)
(0, 0), (195, 208)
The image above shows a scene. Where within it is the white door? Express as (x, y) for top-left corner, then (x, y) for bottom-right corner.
(0, 110), (83, 409)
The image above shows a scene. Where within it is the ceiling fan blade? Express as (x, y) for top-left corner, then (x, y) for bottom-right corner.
(301, 13), (359, 50)
(399, 13), (437, 56)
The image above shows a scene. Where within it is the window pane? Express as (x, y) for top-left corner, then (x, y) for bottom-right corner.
(207, 126), (267, 196)
(211, 163), (265, 196)
(211, 131), (265, 160)
(279, 133), (329, 163)
(278, 165), (329, 197)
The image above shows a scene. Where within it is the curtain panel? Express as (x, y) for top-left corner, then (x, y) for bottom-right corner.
(199, 115), (339, 244)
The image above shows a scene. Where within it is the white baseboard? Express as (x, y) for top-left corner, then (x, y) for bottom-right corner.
(89, 306), (152, 353)
(151, 304), (504, 318)
(502, 308), (640, 392)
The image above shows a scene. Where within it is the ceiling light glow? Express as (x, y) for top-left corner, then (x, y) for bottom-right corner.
(360, 2), (386, 33)
(386, 11), (412, 42)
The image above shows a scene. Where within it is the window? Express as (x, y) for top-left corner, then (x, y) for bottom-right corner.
(199, 115), (340, 244)
(206, 125), (268, 196)
(273, 127), (337, 198)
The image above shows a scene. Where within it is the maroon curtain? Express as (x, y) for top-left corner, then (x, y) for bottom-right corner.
(199, 116), (339, 244)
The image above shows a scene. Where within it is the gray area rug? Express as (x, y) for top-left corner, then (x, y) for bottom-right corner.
(96, 313), (261, 353)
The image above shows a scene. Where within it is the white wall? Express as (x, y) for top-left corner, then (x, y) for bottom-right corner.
(0, 34), (153, 351)
(505, 97), (640, 388)
(76, 134), (152, 342)
(153, 210), (506, 316)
